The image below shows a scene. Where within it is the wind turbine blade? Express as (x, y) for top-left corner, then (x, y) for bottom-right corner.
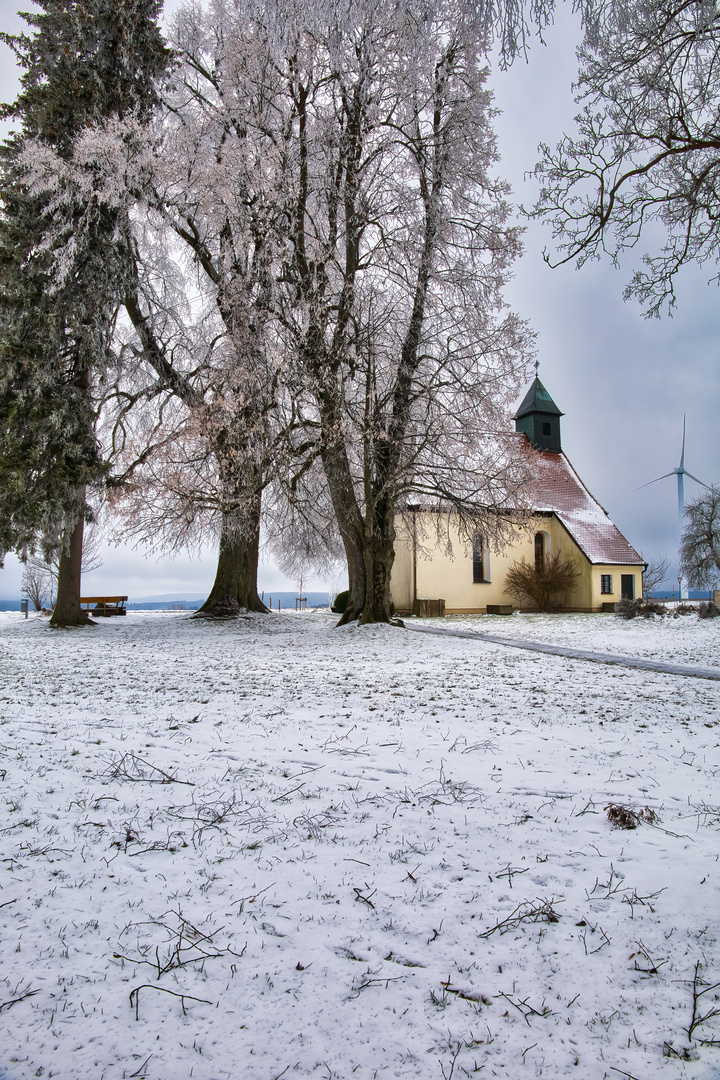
(635, 473), (675, 491)
(684, 471), (712, 490)
(680, 414), (686, 470)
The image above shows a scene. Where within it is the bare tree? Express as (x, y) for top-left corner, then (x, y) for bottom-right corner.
(680, 485), (720, 590)
(641, 553), (670, 598)
(21, 523), (105, 610)
(106, 0), (532, 626)
(532, 0), (720, 316)
(21, 561), (53, 611)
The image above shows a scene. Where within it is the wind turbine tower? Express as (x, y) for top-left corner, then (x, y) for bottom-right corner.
(638, 416), (710, 598)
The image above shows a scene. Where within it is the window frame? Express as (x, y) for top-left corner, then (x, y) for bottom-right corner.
(534, 532), (545, 574)
(472, 534), (490, 583)
(600, 574), (613, 595)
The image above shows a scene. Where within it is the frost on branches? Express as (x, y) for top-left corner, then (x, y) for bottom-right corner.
(106, 0), (533, 623)
(6, 0), (539, 626)
(270, 0), (534, 622)
(532, 0), (720, 316)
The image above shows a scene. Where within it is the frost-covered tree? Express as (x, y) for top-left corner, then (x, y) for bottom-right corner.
(680, 485), (720, 590)
(21, 561), (53, 611)
(102, 1), (298, 616)
(0, 0), (170, 626)
(268, 0), (533, 623)
(532, 0), (720, 316)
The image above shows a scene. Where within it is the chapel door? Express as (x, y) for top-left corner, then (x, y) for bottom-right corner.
(621, 574), (635, 600)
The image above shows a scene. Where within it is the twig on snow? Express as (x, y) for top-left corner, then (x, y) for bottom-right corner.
(478, 899), (562, 939)
(687, 961), (720, 1044)
(129, 983), (213, 1020)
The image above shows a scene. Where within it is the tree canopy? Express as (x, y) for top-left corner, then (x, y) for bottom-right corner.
(532, 0), (720, 316)
(0, 0), (170, 623)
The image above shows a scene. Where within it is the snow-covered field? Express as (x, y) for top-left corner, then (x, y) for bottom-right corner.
(1, 609), (719, 1080)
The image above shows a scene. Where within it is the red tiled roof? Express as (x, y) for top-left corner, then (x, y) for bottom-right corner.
(527, 445), (644, 566)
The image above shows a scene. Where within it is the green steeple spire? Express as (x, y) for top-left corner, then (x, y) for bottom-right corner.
(515, 377), (564, 452)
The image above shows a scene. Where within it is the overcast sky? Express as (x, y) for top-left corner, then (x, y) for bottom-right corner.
(1, 0), (718, 600)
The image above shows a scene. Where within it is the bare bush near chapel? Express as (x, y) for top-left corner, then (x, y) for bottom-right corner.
(504, 552), (580, 611)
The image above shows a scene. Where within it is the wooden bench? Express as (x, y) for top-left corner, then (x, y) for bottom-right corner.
(80, 596), (128, 617)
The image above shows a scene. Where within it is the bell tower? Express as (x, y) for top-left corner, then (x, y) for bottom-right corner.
(515, 373), (563, 453)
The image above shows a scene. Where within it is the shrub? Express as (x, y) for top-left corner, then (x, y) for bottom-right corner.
(504, 552), (580, 612)
(617, 597), (642, 619)
(698, 601), (720, 619)
(606, 803), (658, 829)
(617, 597), (667, 619)
(674, 603), (695, 616)
(644, 601), (668, 617)
(331, 589), (349, 614)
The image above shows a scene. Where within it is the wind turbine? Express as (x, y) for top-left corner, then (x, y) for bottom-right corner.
(637, 416), (711, 596)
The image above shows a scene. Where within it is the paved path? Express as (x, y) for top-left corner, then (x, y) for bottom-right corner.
(406, 623), (720, 682)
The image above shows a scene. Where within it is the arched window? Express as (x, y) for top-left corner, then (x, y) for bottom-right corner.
(534, 532), (545, 574)
(472, 535), (490, 583)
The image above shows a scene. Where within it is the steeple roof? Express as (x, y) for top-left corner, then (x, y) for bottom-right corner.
(515, 376), (564, 452)
(515, 377), (563, 420)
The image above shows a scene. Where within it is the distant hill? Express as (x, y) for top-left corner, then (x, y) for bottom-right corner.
(1, 590), (333, 613)
(125, 591), (332, 611)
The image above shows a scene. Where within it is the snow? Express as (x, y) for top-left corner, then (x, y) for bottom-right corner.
(443, 610), (720, 669)
(1, 608), (719, 1079)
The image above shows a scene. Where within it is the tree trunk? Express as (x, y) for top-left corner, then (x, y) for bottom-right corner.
(359, 495), (396, 625)
(319, 440), (367, 625)
(196, 502), (267, 617)
(50, 508), (91, 627)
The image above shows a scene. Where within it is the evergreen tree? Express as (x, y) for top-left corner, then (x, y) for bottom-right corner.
(0, 0), (170, 625)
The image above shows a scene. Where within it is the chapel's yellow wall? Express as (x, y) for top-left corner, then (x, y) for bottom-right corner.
(390, 529), (414, 612)
(590, 565), (641, 604)
(390, 513), (642, 614)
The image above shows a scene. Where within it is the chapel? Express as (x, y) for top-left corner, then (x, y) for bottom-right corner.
(390, 377), (645, 614)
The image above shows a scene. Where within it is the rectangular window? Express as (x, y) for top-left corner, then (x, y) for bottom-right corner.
(472, 536), (489, 583)
(600, 574), (613, 594)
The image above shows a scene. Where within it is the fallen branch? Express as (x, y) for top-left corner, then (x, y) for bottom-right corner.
(100, 752), (193, 786)
(129, 983), (213, 1021)
(479, 899), (562, 939)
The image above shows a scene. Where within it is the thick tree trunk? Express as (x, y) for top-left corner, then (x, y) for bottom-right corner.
(319, 438), (367, 625)
(358, 495), (396, 625)
(50, 508), (91, 627)
(196, 503), (267, 617)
